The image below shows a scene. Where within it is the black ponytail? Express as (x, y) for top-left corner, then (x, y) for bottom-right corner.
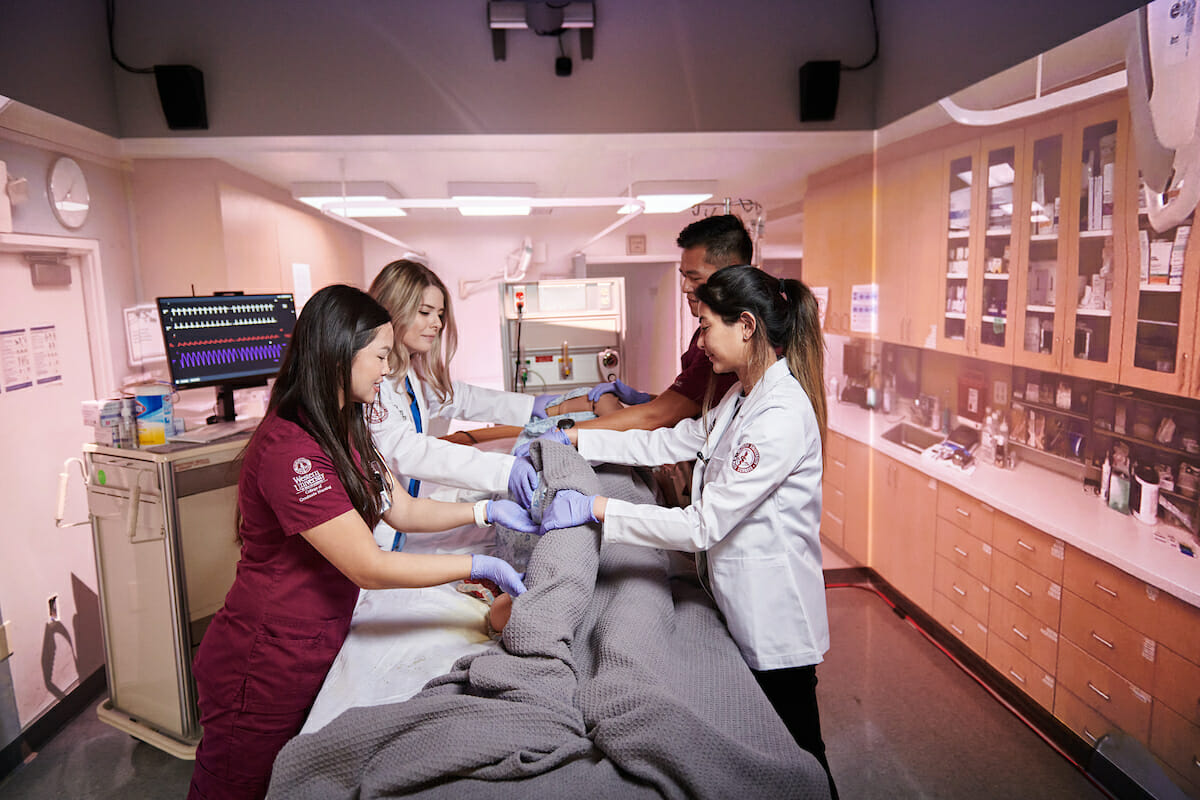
(695, 267), (827, 447)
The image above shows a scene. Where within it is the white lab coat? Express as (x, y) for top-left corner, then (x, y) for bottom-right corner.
(577, 357), (828, 671)
(368, 371), (533, 549)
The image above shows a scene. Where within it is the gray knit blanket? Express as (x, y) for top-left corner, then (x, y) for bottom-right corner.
(266, 441), (829, 800)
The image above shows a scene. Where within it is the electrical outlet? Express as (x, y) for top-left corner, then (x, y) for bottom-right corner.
(47, 594), (59, 622)
(0, 620), (12, 660)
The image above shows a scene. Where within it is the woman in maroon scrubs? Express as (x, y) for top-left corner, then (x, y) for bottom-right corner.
(186, 285), (532, 800)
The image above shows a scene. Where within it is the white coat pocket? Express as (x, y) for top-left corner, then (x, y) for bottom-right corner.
(709, 553), (812, 670)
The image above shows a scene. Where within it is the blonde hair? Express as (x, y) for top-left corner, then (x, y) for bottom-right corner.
(368, 260), (458, 404)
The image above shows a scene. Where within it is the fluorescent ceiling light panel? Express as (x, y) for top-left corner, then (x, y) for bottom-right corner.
(618, 180), (716, 214)
(292, 181), (406, 218)
(448, 181), (536, 217)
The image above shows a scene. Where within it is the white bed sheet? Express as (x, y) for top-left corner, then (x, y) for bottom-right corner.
(302, 435), (519, 735)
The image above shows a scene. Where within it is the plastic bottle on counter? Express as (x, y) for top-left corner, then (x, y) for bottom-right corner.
(979, 408), (995, 464)
(995, 414), (1009, 468)
(882, 375), (895, 414)
(940, 390), (952, 433)
(117, 397), (138, 449)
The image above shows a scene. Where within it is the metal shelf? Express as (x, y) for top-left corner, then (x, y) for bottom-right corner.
(1013, 397), (1090, 423)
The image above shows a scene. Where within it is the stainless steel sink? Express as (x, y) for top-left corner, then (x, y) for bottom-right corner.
(881, 422), (945, 453)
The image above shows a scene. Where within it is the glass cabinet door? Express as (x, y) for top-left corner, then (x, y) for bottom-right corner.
(940, 146), (976, 356)
(1063, 102), (1127, 383)
(976, 138), (1019, 360)
(1122, 172), (1200, 395)
(1014, 129), (1066, 371)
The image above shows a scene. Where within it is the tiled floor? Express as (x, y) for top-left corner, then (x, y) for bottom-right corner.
(1, 578), (1117, 800)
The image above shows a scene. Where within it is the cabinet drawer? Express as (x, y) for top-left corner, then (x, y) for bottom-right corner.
(933, 555), (991, 622)
(1055, 686), (1119, 749)
(1061, 590), (1157, 691)
(989, 592), (1059, 675)
(936, 483), (995, 543)
(1150, 701), (1200, 798)
(825, 452), (848, 492)
(934, 516), (991, 582)
(932, 590), (988, 656)
(1151, 590), (1200, 667)
(1063, 546), (1160, 630)
(1056, 638), (1152, 743)
(990, 550), (1062, 628)
(987, 630), (1055, 711)
(992, 514), (1064, 582)
(824, 480), (845, 522)
(1155, 645), (1200, 726)
(820, 507), (844, 548)
(826, 431), (848, 463)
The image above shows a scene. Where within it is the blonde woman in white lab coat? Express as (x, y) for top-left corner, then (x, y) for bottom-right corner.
(365, 259), (563, 551)
(541, 265), (838, 799)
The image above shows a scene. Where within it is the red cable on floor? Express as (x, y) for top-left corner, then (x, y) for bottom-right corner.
(824, 581), (1117, 800)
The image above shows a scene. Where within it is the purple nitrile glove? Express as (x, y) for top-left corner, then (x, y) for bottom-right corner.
(512, 427), (572, 460)
(487, 498), (537, 533)
(506, 458), (538, 507)
(587, 379), (653, 405)
(469, 554), (526, 597)
(530, 393), (558, 420)
(540, 489), (599, 533)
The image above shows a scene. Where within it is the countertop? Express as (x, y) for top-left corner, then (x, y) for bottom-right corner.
(827, 399), (1200, 609)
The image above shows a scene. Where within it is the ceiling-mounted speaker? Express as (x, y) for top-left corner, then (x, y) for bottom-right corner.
(798, 60), (840, 122)
(154, 64), (209, 130)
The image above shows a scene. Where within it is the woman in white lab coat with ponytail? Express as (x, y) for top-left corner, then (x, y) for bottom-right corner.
(540, 265), (838, 799)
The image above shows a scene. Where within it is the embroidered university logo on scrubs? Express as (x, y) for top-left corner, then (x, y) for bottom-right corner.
(366, 401), (387, 424)
(732, 443), (760, 473)
(292, 456), (330, 502)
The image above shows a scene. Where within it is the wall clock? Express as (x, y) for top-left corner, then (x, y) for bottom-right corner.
(48, 156), (90, 229)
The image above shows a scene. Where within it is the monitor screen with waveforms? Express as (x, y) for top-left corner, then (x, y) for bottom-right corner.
(157, 293), (296, 395)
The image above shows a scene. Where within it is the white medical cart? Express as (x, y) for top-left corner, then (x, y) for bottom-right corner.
(83, 435), (246, 758)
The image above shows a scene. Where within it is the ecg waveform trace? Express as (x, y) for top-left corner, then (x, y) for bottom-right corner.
(158, 294), (297, 389)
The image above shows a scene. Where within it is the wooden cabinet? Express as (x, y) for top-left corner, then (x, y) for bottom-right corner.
(1059, 590), (1155, 691)
(820, 432), (870, 565)
(936, 134), (1022, 362)
(1012, 117), (1072, 372)
(804, 157), (874, 337)
(987, 629), (1056, 710)
(1120, 151), (1200, 396)
(991, 514), (1064, 582)
(1060, 99), (1129, 383)
(1056, 637), (1153, 742)
(870, 451), (936, 609)
(876, 149), (943, 347)
(1150, 591), (1200, 797)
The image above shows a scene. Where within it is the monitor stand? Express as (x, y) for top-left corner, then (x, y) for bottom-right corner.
(207, 384), (238, 424)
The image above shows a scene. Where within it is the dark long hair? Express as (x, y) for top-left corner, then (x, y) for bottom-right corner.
(266, 284), (392, 527)
(694, 266), (827, 447)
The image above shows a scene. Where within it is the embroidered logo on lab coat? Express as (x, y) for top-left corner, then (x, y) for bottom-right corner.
(293, 457), (312, 475)
(732, 443), (760, 473)
(366, 401), (388, 424)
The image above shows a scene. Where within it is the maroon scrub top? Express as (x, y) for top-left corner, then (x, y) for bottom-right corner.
(668, 328), (738, 407)
(192, 411), (360, 744)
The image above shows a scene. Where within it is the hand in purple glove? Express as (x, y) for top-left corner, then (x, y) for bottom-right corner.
(487, 499), (537, 533)
(470, 554), (526, 597)
(530, 393), (558, 420)
(587, 379), (653, 405)
(507, 458), (538, 507)
(540, 489), (599, 533)
(512, 427), (572, 460)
